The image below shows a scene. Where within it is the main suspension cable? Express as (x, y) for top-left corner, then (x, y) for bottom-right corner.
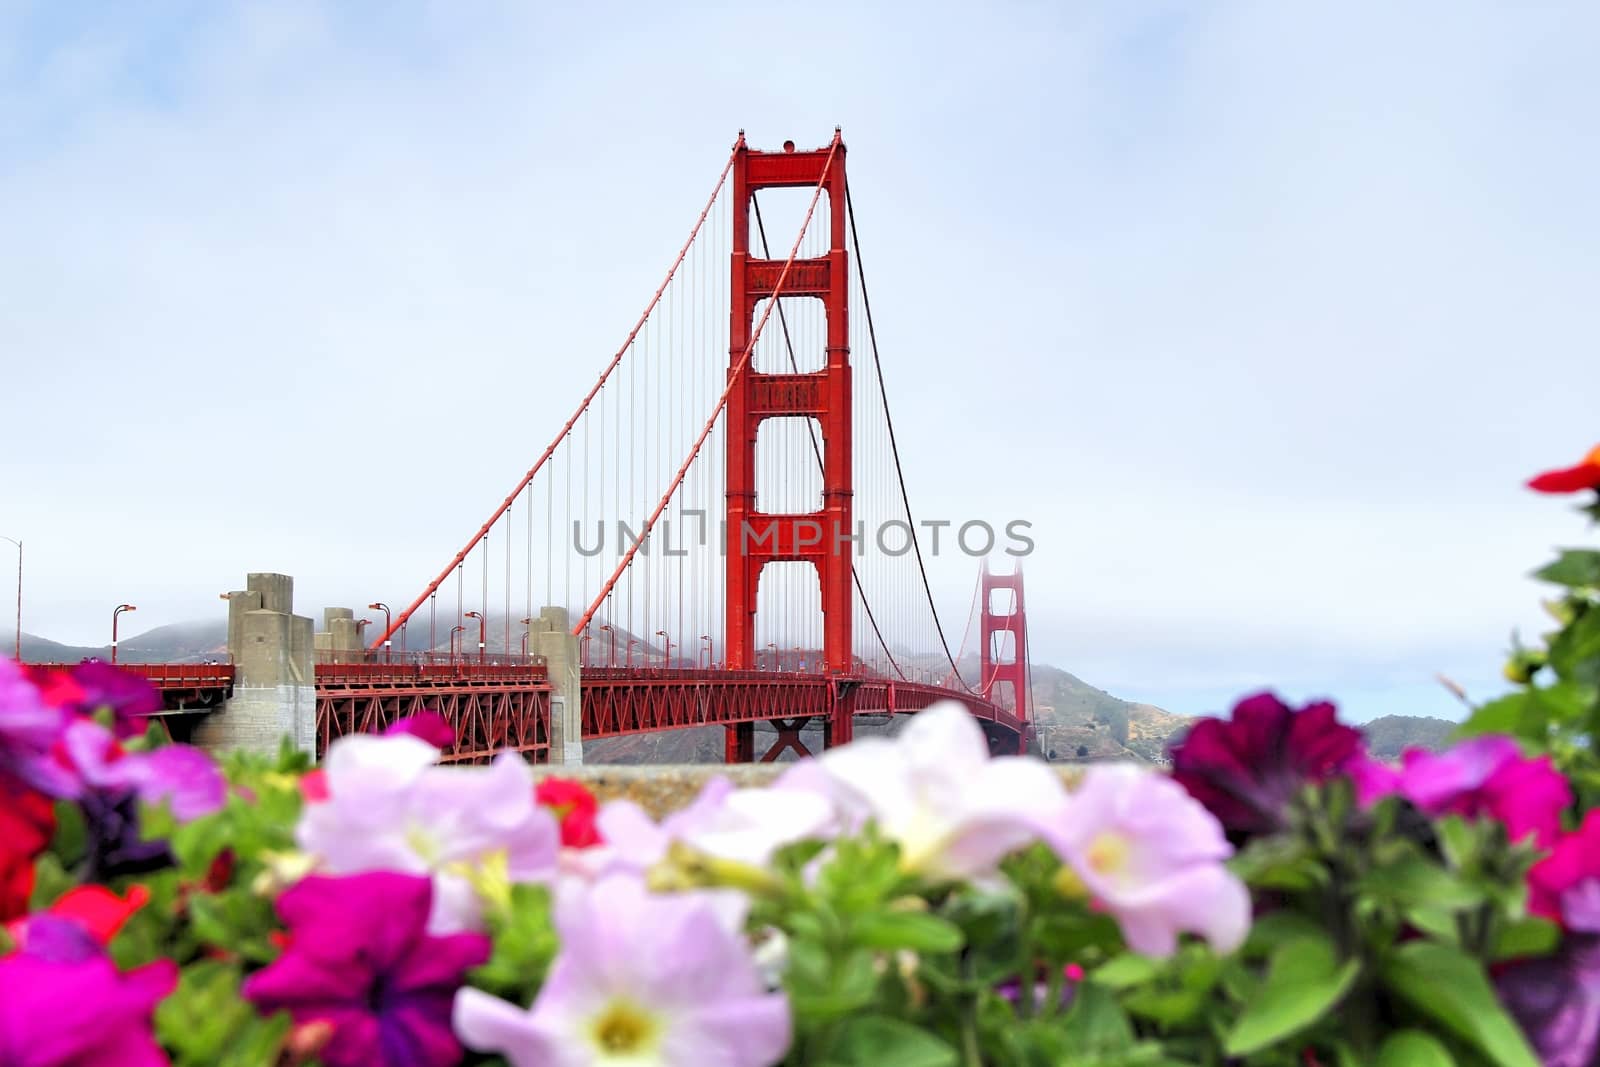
(845, 179), (972, 691)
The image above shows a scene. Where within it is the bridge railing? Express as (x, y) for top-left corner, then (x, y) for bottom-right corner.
(26, 660), (237, 690)
(313, 650), (548, 688)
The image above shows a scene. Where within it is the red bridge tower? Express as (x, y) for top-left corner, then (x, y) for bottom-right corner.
(724, 131), (853, 761)
(980, 561), (1032, 754)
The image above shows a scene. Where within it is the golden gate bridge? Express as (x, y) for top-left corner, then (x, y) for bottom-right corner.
(40, 130), (1037, 765)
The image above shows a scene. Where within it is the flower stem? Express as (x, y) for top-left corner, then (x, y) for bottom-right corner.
(959, 951), (983, 1067)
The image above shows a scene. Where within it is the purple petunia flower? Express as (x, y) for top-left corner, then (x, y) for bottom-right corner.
(60, 719), (225, 822)
(1496, 935), (1600, 1067)
(243, 872), (490, 1067)
(1168, 691), (1365, 837)
(0, 946), (176, 1066)
(59, 660), (163, 735)
(0, 657), (74, 796)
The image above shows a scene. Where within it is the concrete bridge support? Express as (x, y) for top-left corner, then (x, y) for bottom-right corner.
(529, 607), (583, 766)
(194, 572), (316, 757)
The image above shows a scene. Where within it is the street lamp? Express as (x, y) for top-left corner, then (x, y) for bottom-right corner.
(625, 638), (638, 669)
(599, 624), (616, 667)
(449, 625), (466, 665)
(699, 634), (712, 669)
(655, 630), (671, 667)
(112, 604), (137, 664)
(581, 628), (594, 666)
(464, 611), (486, 663)
(765, 642), (777, 671)
(368, 602), (392, 662)
(1, 535), (19, 662)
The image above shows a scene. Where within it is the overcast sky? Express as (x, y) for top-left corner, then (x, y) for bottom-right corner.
(3, 1), (1596, 723)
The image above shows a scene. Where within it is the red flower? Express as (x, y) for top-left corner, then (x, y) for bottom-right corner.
(535, 777), (602, 848)
(48, 885), (149, 945)
(299, 768), (330, 804)
(1528, 444), (1600, 494)
(0, 778), (55, 923)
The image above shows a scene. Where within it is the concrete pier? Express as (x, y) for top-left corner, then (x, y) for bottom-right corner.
(194, 572), (316, 756)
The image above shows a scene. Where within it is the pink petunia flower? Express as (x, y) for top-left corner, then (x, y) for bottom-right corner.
(800, 701), (1067, 881)
(453, 874), (790, 1067)
(296, 732), (559, 934)
(243, 872), (489, 1067)
(594, 775), (833, 875)
(1044, 764), (1251, 958)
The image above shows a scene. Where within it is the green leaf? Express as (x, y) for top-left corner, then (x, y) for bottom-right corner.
(1548, 609), (1600, 687)
(1493, 916), (1560, 961)
(470, 883), (559, 1000)
(1375, 1030), (1456, 1067)
(1357, 854), (1484, 911)
(1060, 983), (1137, 1050)
(1457, 693), (1540, 742)
(1223, 936), (1360, 1057)
(1091, 953), (1161, 990)
(155, 960), (282, 1067)
(1229, 836), (1327, 891)
(852, 911), (965, 954)
(832, 1015), (958, 1067)
(1534, 549), (1600, 589)
(1242, 910), (1326, 959)
(1381, 941), (1540, 1067)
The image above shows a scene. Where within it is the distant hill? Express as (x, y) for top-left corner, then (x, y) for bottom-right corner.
(3, 620), (228, 664)
(1361, 714), (1456, 759)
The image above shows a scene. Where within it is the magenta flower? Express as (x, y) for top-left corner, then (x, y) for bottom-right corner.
(1044, 765), (1251, 958)
(1169, 692), (1364, 836)
(1350, 735), (1571, 849)
(454, 875), (791, 1067)
(0, 947), (176, 1066)
(242, 872), (490, 1067)
(384, 711), (455, 749)
(1528, 809), (1600, 929)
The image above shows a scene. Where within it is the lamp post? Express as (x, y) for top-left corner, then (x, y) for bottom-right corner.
(464, 611), (486, 663)
(368, 602), (392, 661)
(625, 638), (638, 669)
(599, 624), (615, 667)
(449, 625), (466, 665)
(1, 536), (19, 662)
(112, 604), (137, 664)
(765, 642), (777, 671)
(654, 630), (671, 667)
(581, 628), (593, 666)
(699, 634), (712, 669)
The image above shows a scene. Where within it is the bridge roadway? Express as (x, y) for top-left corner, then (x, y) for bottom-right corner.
(30, 657), (1027, 764)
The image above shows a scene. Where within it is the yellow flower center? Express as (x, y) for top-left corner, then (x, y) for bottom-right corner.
(588, 999), (660, 1056)
(1086, 832), (1129, 876)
